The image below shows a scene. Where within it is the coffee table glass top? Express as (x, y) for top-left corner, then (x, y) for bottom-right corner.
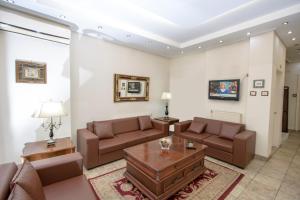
(124, 136), (206, 171)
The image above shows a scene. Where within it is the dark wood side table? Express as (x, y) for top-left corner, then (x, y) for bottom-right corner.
(22, 137), (75, 162)
(154, 117), (179, 135)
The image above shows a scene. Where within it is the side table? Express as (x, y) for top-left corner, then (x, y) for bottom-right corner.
(154, 117), (179, 135)
(22, 137), (75, 162)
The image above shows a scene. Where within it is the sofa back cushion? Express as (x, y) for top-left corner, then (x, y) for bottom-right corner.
(194, 117), (222, 135)
(94, 121), (114, 139)
(112, 117), (140, 135)
(8, 184), (33, 200)
(187, 121), (206, 134)
(219, 123), (242, 140)
(10, 160), (45, 200)
(0, 162), (18, 200)
(138, 116), (153, 131)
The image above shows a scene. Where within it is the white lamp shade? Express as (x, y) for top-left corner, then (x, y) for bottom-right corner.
(32, 101), (66, 118)
(161, 92), (172, 100)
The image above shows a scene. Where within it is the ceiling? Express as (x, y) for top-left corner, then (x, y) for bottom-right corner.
(1, 0), (300, 61)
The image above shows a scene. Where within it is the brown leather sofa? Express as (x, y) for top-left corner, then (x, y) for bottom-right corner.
(175, 117), (256, 168)
(0, 153), (97, 200)
(77, 116), (169, 169)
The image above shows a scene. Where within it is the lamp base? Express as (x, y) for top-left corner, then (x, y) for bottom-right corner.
(47, 138), (56, 147)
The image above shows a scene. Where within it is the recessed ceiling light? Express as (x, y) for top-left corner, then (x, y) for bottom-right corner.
(166, 46), (170, 49)
(247, 32), (251, 36)
(292, 37), (296, 41)
(219, 40), (223, 43)
(59, 14), (66, 19)
(198, 46), (202, 49)
(6, 0), (14, 3)
(126, 34), (131, 38)
(283, 22), (288, 25)
(98, 26), (103, 30)
(288, 30), (292, 34)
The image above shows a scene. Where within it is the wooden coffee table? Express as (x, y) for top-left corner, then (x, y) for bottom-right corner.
(124, 136), (207, 200)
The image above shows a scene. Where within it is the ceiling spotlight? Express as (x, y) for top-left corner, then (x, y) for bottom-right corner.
(98, 26), (103, 30)
(166, 46), (170, 49)
(288, 30), (292, 34)
(6, 0), (15, 3)
(292, 37), (296, 41)
(219, 40), (223, 43)
(126, 34), (131, 38)
(283, 22), (288, 25)
(198, 46), (202, 49)
(247, 32), (251, 36)
(59, 14), (66, 19)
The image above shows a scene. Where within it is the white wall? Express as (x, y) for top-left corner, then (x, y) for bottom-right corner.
(70, 32), (169, 142)
(0, 8), (71, 163)
(285, 62), (300, 130)
(169, 41), (249, 122)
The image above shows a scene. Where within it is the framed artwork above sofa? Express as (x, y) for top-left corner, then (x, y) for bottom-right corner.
(114, 74), (149, 102)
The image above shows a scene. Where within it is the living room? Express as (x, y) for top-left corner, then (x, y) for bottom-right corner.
(0, 1), (300, 200)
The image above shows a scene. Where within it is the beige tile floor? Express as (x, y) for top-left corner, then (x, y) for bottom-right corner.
(220, 131), (300, 200)
(85, 132), (300, 200)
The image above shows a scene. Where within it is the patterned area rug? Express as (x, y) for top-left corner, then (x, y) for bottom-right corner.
(88, 160), (243, 200)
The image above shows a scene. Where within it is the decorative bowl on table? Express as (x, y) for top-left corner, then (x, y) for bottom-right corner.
(159, 138), (172, 150)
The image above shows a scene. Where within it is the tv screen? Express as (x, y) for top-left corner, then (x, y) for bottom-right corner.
(209, 79), (240, 101)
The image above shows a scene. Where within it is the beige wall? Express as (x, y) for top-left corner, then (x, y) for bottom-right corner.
(170, 32), (286, 158)
(169, 41), (249, 122)
(0, 8), (71, 163)
(70, 32), (170, 142)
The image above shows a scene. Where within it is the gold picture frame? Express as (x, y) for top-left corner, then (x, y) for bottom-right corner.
(114, 74), (149, 102)
(16, 60), (47, 84)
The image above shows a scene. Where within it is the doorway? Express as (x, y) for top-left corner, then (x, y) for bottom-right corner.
(282, 86), (289, 132)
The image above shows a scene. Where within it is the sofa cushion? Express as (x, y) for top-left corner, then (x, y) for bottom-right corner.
(8, 184), (33, 200)
(138, 116), (153, 131)
(43, 175), (97, 200)
(177, 132), (212, 143)
(194, 117), (222, 135)
(99, 129), (163, 154)
(0, 162), (18, 200)
(219, 123), (242, 140)
(203, 135), (233, 153)
(187, 121), (206, 134)
(112, 117), (140, 135)
(11, 160), (46, 200)
(94, 121), (114, 139)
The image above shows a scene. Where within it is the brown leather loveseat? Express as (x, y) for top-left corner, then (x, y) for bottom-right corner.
(77, 116), (169, 169)
(175, 117), (256, 168)
(0, 153), (97, 200)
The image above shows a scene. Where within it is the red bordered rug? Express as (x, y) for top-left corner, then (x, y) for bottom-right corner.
(88, 160), (243, 200)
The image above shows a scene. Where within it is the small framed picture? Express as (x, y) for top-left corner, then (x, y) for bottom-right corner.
(16, 60), (47, 84)
(253, 79), (265, 88)
(261, 91), (269, 96)
(250, 91), (257, 96)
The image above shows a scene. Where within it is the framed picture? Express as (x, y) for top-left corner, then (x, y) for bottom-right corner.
(114, 74), (149, 102)
(16, 60), (47, 84)
(261, 91), (269, 96)
(250, 91), (257, 96)
(253, 79), (265, 88)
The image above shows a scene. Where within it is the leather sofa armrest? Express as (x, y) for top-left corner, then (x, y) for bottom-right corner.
(152, 119), (169, 136)
(174, 120), (192, 134)
(77, 128), (99, 169)
(31, 153), (83, 186)
(233, 130), (256, 168)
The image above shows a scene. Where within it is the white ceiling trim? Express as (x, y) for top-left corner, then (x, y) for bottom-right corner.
(181, 4), (300, 48)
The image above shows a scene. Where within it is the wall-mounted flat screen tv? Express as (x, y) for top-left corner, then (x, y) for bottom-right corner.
(209, 79), (240, 101)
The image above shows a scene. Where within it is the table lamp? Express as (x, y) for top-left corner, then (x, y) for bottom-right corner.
(161, 92), (172, 119)
(32, 100), (66, 146)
